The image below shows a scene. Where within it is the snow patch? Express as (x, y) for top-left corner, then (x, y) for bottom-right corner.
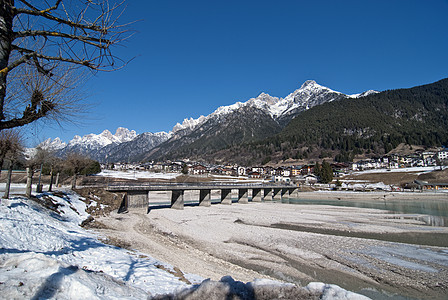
(0, 195), (193, 297)
(97, 170), (180, 180)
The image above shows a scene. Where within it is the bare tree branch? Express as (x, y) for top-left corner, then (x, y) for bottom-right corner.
(14, 30), (111, 47)
(17, 0), (62, 14)
(0, 0), (132, 131)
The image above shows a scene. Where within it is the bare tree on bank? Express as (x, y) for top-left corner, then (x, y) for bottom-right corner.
(0, 129), (22, 174)
(0, 0), (131, 131)
(65, 152), (97, 189)
(0, 129), (23, 198)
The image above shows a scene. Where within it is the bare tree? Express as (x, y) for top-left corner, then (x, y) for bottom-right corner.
(0, 129), (23, 174)
(0, 129), (23, 198)
(65, 152), (91, 189)
(0, 0), (131, 131)
(46, 152), (62, 192)
(31, 146), (54, 192)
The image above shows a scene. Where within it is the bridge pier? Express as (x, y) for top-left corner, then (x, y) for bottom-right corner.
(263, 188), (272, 201)
(238, 188), (248, 204)
(127, 190), (149, 209)
(273, 188), (282, 201)
(291, 187), (299, 198)
(108, 184), (295, 212)
(171, 190), (184, 210)
(288, 188), (298, 199)
(252, 188), (262, 202)
(118, 193), (128, 213)
(221, 188), (232, 205)
(199, 189), (211, 207)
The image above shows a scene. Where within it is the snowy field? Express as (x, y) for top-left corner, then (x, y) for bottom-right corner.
(96, 170), (268, 183)
(0, 187), (370, 299)
(351, 166), (446, 175)
(96, 170), (181, 180)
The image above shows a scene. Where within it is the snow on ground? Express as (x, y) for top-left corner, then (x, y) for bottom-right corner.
(0, 183), (29, 195)
(96, 170), (268, 183)
(0, 193), (196, 299)
(352, 166), (445, 175)
(96, 170), (180, 180)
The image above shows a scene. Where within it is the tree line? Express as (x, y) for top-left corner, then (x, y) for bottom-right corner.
(1, 129), (101, 198)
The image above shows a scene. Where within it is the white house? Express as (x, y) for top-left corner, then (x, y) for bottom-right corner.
(438, 150), (448, 161)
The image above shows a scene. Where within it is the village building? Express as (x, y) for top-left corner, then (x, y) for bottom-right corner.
(251, 166), (265, 175)
(247, 171), (262, 179)
(273, 175), (291, 184)
(438, 149), (448, 161)
(415, 180), (448, 190)
(237, 166), (247, 176)
(291, 167), (302, 177)
(189, 165), (208, 175)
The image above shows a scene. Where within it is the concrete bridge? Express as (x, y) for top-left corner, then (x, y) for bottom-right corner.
(106, 183), (298, 211)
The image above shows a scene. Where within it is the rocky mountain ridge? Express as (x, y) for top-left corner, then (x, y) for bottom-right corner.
(37, 81), (377, 163)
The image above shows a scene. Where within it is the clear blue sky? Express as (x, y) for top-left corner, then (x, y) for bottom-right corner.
(26, 0), (448, 146)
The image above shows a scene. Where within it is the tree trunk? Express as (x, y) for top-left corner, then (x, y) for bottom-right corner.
(48, 166), (54, 192)
(2, 160), (12, 199)
(71, 173), (77, 189)
(0, 1), (14, 121)
(25, 167), (33, 198)
(55, 172), (60, 187)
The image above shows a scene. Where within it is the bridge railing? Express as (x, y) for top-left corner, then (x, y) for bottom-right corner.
(106, 181), (294, 191)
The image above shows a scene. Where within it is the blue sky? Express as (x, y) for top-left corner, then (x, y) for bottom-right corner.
(26, 0), (448, 145)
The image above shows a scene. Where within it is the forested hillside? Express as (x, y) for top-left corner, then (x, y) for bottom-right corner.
(223, 78), (448, 165)
(146, 105), (282, 163)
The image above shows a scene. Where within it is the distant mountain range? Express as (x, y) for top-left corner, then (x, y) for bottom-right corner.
(38, 80), (378, 163)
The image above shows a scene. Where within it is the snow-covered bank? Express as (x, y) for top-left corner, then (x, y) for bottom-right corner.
(0, 193), (196, 298)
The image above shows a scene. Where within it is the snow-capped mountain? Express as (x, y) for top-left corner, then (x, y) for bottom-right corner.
(97, 131), (171, 163)
(167, 80), (375, 135)
(272, 80), (347, 124)
(348, 89), (379, 98)
(38, 137), (67, 152)
(145, 80), (377, 161)
(49, 127), (137, 160)
(36, 80), (377, 163)
(172, 116), (207, 134)
(66, 127), (137, 151)
(35, 127), (169, 163)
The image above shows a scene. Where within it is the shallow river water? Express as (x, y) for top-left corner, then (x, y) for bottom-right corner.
(284, 196), (448, 227)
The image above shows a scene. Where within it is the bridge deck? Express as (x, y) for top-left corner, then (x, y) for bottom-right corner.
(106, 183), (295, 192)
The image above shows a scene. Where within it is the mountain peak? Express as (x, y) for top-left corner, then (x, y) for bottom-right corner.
(114, 127), (137, 142)
(300, 80), (318, 88)
(37, 137), (67, 151)
(172, 116), (206, 133)
(257, 92), (271, 98)
(100, 129), (113, 139)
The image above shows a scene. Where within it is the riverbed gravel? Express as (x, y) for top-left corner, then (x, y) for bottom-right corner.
(95, 196), (448, 299)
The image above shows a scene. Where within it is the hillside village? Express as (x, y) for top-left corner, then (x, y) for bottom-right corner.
(103, 148), (448, 188)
